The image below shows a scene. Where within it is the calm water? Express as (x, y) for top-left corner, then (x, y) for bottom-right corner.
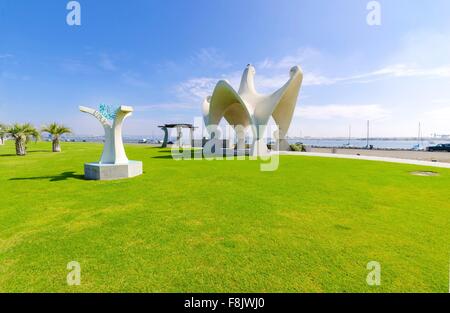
(287, 139), (449, 149)
(61, 135), (449, 150)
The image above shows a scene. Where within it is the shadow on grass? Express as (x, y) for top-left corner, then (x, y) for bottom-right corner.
(152, 150), (198, 159)
(27, 150), (49, 153)
(152, 155), (176, 159)
(0, 150), (50, 157)
(10, 171), (85, 182)
(152, 153), (234, 160)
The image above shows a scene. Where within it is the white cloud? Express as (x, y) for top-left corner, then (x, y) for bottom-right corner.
(295, 104), (391, 121)
(431, 98), (450, 105)
(424, 107), (450, 120)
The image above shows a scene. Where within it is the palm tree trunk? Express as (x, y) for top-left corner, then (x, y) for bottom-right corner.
(15, 138), (26, 156)
(52, 138), (61, 152)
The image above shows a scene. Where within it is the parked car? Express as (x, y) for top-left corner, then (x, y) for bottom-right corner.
(426, 144), (450, 152)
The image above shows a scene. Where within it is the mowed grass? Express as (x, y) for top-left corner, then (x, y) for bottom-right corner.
(0, 141), (449, 292)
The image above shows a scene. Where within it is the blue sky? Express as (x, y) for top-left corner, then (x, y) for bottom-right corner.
(1, 0), (450, 138)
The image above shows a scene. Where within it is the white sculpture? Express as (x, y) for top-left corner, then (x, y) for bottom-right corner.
(79, 105), (132, 164)
(202, 64), (303, 156)
(79, 104), (142, 180)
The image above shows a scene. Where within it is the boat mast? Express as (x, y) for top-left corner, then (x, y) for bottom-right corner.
(348, 124), (351, 146)
(418, 122), (423, 147)
(366, 120), (370, 148)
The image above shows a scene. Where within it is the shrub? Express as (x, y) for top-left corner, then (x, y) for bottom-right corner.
(290, 143), (306, 152)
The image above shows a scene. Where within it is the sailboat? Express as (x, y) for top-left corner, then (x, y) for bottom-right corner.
(412, 122), (425, 151)
(343, 124), (353, 147)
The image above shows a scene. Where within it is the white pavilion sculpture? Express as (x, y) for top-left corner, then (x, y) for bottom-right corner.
(202, 64), (303, 156)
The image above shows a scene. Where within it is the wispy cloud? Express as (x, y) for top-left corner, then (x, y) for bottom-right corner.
(121, 71), (149, 88)
(60, 52), (118, 75)
(172, 44), (450, 115)
(175, 77), (222, 100)
(0, 54), (14, 59)
(256, 39), (450, 86)
(257, 48), (322, 70)
(1, 71), (31, 81)
(60, 59), (92, 74)
(190, 48), (232, 69)
(295, 104), (391, 120)
(173, 70), (337, 102)
(173, 68), (337, 101)
(98, 53), (117, 71)
(266, 63), (450, 88)
(339, 64), (450, 84)
(134, 102), (197, 111)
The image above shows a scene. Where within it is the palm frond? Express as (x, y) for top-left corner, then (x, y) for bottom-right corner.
(6, 123), (40, 140)
(41, 123), (72, 136)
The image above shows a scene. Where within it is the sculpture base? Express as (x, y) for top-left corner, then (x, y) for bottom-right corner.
(84, 161), (143, 180)
(278, 139), (291, 151)
(250, 139), (270, 156)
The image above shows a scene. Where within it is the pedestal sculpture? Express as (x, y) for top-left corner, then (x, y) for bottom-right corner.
(202, 64), (303, 156)
(79, 104), (143, 180)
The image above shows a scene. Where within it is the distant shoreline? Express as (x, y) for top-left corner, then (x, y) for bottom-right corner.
(60, 135), (450, 141)
(10, 135), (448, 151)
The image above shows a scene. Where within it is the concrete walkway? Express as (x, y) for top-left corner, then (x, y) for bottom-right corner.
(310, 147), (450, 163)
(278, 151), (450, 169)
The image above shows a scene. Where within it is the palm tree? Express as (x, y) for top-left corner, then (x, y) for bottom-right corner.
(6, 123), (40, 156)
(0, 123), (7, 145)
(41, 123), (71, 152)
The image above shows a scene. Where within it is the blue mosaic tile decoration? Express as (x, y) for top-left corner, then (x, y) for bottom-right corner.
(99, 104), (119, 121)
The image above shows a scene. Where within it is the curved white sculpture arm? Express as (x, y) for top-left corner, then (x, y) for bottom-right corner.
(203, 81), (252, 127)
(79, 106), (112, 128)
(79, 105), (133, 164)
(203, 64), (303, 155)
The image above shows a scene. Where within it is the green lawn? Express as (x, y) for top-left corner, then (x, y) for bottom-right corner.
(0, 141), (449, 292)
